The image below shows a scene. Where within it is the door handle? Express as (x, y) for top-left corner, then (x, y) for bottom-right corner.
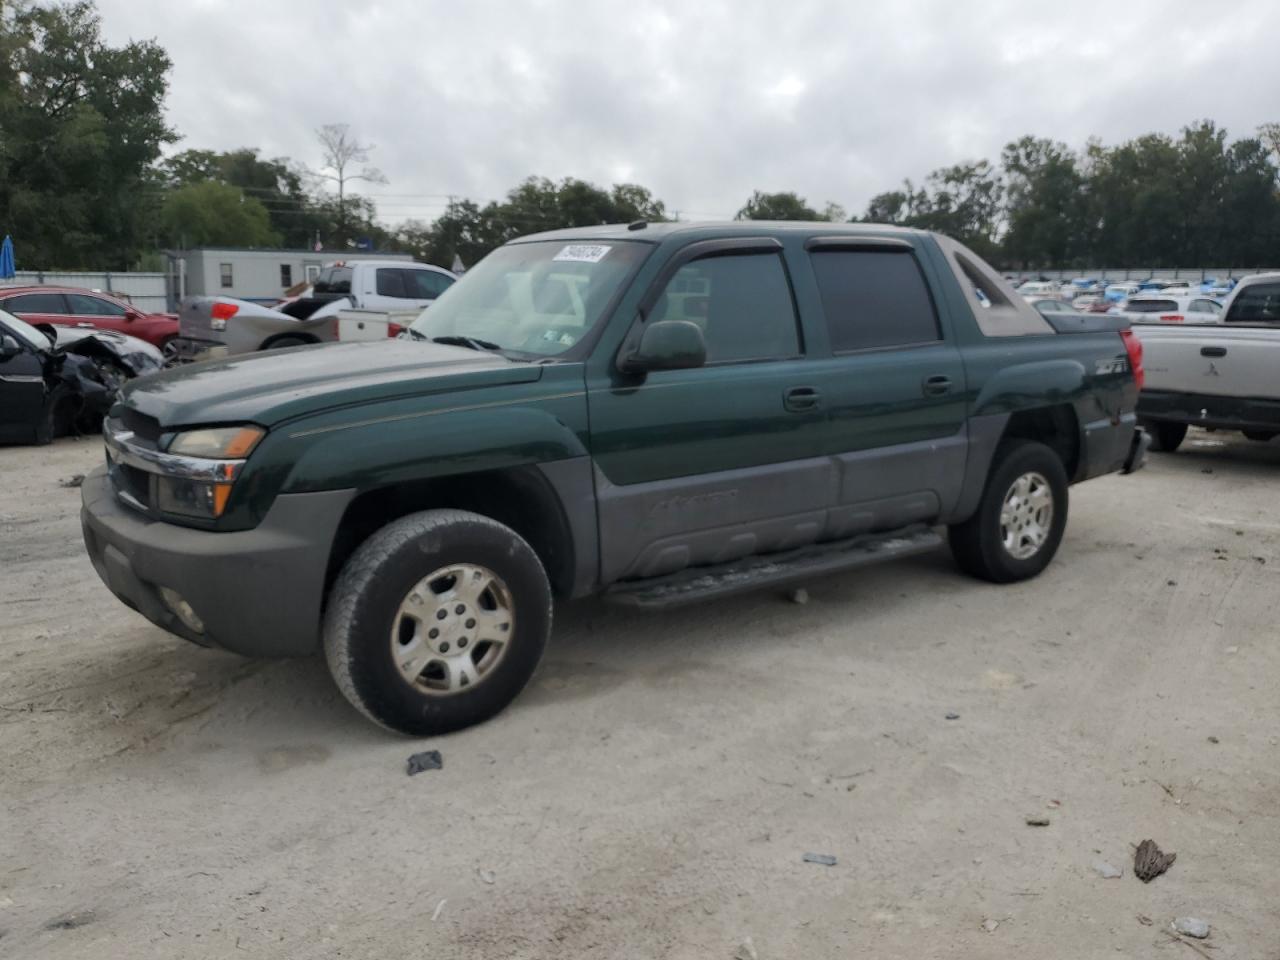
(783, 386), (821, 412)
(922, 374), (953, 396)
(1200, 346), (1227, 358)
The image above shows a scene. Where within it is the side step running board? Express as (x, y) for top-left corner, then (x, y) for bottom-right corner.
(604, 524), (945, 610)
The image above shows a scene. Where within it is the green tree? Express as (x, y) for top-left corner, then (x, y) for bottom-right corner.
(1001, 137), (1086, 268)
(0, 0), (174, 268)
(160, 147), (320, 247)
(159, 181), (280, 248)
(735, 190), (822, 220)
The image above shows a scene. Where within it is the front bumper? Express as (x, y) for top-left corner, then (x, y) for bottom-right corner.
(81, 465), (355, 657)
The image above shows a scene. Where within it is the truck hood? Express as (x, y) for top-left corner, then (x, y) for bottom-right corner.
(120, 339), (542, 428)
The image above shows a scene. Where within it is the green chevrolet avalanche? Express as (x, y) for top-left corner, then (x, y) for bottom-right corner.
(81, 222), (1149, 734)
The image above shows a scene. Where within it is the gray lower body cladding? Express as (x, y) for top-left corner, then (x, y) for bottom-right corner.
(80, 466), (355, 657)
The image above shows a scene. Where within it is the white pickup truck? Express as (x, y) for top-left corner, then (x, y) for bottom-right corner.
(1134, 272), (1280, 450)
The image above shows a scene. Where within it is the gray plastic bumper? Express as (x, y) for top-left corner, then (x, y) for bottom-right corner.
(80, 465), (355, 657)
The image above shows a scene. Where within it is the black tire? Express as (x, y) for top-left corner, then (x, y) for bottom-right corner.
(262, 335), (312, 350)
(1242, 430), (1276, 443)
(1145, 421), (1187, 453)
(323, 509), (552, 735)
(949, 440), (1070, 584)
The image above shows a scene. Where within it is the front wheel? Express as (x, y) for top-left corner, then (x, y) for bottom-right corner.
(323, 509), (552, 735)
(949, 440), (1069, 584)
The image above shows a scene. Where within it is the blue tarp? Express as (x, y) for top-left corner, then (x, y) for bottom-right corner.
(0, 235), (14, 279)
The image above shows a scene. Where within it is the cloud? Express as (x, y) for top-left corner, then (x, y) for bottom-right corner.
(95, 0), (1280, 224)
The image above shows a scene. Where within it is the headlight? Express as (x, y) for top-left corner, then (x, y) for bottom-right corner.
(157, 425), (265, 519)
(168, 425), (264, 459)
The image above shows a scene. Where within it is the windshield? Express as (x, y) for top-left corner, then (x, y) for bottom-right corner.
(409, 240), (650, 357)
(0, 308), (53, 351)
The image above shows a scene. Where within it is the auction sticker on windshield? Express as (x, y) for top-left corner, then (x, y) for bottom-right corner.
(553, 244), (612, 263)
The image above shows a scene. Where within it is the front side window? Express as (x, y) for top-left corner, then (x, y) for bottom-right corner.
(1225, 283), (1280, 324)
(810, 250), (940, 351)
(409, 240), (650, 357)
(66, 293), (127, 316)
(404, 269), (455, 299)
(5, 292), (68, 314)
(219, 263), (233, 288)
(648, 252), (800, 363)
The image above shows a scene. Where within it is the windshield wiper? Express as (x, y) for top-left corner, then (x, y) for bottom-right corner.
(430, 334), (504, 352)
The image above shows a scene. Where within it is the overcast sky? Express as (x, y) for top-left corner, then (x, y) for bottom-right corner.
(96, 0), (1280, 225)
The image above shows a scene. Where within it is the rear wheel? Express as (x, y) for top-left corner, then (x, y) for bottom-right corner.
(262, 335), (312, 350)
(949, 440), (1069, 584)
(1242, 430), (1276, 443)
(1144, 421), (1187, 453)
(323, 509), (552, 735)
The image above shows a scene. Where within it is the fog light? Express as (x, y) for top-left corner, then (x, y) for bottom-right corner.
(159, 587), (205, 634)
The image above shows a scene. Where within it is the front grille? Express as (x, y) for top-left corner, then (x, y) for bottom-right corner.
(120, 408), (162, 444)
(107, 458), (154, 513)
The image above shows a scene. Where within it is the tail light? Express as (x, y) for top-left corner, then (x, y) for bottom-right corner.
(210, 300), (239, 332)
(387, 322), (404, 338)
(1159, 314), (1184, 323)
(1120, 328), (1144, 390)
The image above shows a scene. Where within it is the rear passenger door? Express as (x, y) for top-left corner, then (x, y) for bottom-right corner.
(588, 240), (831, 583)
(800, 238), (968, 536)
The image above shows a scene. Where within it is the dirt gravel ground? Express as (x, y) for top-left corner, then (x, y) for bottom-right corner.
(3, 430), (1279, 959)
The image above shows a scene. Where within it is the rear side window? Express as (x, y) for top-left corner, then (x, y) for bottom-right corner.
(1225, 282), (1280, 324)
(314, 266), (353, 294)
(650, 253), (799, 363)
(1189, 299), (1220, 315)
(375, 268), (407, 297)
(5, 292), (68, 314)
(810, 250), (940, 351)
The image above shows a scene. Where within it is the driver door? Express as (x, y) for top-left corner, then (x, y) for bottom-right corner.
(587, 241), (832, 583)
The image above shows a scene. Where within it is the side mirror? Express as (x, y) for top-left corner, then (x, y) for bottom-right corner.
(0, 334), (21, 361)
(619, 320), (707, 374)
(124, 309), (140, 322)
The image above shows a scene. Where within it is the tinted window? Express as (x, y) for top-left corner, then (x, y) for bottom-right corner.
(314, 266), (352, 294)
(375, 268), (407, 297)
(1126, 299), (1177, 313)
(5, 292), (68, 314)
(66, 293), (127, 316)
(405, 269), (455, 299)
(1225, 282), (1280, 324)
(650, 253), (799, 363)
(811, 250), (940, 351)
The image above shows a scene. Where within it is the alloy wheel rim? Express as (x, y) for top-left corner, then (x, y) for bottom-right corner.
(390, 563), (514, 695)
(1000, 471), (1053, 560)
